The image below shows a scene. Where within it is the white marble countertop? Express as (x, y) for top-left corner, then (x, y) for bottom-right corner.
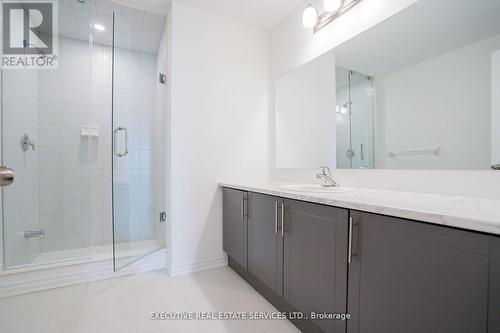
(219, 182), (500, 236)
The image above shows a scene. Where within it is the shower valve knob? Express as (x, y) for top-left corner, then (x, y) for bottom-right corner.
(20, 134), (35, 152)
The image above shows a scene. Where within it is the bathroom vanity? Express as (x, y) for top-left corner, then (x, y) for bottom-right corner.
(221, 184), (500, 333)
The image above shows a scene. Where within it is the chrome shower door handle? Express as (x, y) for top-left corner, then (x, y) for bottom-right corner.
(113, 127), (129, 157)
(0, 166), (15, 187)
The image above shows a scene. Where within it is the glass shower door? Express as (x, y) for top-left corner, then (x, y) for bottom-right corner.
(335, 67), (374, 169)
(349, 71), (374, 169)
(111, 7), (165, 270)
(0, 0), (108, 269)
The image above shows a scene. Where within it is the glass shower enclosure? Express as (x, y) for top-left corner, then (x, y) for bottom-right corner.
(1, 0), (166, 271)
(335, 66), (375, 169)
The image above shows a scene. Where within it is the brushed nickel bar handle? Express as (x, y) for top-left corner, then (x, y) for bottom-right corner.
(348, 216), (353, 264)
(241, 194), (244, 221)
(281, 202), (285, 237)
(274, 201), (279, 234)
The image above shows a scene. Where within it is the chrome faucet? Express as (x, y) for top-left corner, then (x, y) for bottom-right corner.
(316, 166), (340, 187)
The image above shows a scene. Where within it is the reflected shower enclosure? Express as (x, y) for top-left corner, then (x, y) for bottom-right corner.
(1, 0), (167, 271)
(335, 67), (374, 169)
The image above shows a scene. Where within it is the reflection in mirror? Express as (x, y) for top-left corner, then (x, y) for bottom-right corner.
(335, 67), (374, 169)
(275, 53), (336, 169)
(275, 0), (500, 170)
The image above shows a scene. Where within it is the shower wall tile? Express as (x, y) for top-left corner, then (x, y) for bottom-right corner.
(62, 235), (87, 250)
(90, 233), (104, 247)
(39, 101), (61, 125)
(2, 66), (41, 267)
(39, 171), (62, 193)
(39, 215), (62, 238)
(39, 193), (62, 216)
(39, 147), (62, 170)
(39, 124), (61, 147)
(40, 236), (62, 253)
(39, 78), (61, 102)
(20, 35), (161, 265)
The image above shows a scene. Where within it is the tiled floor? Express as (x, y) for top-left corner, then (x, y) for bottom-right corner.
(0, 267), (301, 333)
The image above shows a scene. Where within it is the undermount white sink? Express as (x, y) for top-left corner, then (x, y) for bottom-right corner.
(278, 184), (356, 193)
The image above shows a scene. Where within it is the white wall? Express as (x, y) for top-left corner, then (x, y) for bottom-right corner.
(374, 34), (499, 170)
(36, 37), (160, 254)
(168, 1), (269, 274)
(2, 69), (40, 267)
(268, 0), (500, 199)
(493, 49), (500, 166)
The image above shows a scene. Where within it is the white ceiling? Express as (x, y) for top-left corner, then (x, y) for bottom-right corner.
(56, 0), (302, 54)
(102, 0), (304, 30)
(163, 0), (303, 30)
(58, 0), (166, 54)
(177, 0), (303, 30)
(110, 0), (170, 15)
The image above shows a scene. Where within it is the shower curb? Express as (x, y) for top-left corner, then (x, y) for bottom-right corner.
(0, 249), (167, 298)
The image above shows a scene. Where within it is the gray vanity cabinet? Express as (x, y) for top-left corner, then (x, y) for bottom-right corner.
(490, 236), (500, 333)
(223, 188), (248, 269)
(223, 187), (499, 333)
(347, 211), (490, 333)
(247, 192), (284, 296)
(283, 199), (349, 333)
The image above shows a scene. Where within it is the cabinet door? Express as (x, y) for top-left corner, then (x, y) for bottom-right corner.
(348, 211), (489, 333)
(283, 199), (349, 333)
(223, 188), (247, 269)
(248, 192), (283, 296)
(490, 236), (500, 332)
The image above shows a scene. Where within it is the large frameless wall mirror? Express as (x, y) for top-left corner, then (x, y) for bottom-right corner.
(275, 0), (500, 170)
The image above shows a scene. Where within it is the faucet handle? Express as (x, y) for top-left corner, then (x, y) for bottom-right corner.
(319, 166), (332, 176)
(317, 166), (340, 187)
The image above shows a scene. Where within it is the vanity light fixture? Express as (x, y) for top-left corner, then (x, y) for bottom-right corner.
(303, 0), (363, 33)
(324, 0), (342, 12)
(302, 3), (319, 28)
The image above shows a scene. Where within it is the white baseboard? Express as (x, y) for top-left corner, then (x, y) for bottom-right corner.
(169, 255), (228, 277)
(0, 249), (167, 298)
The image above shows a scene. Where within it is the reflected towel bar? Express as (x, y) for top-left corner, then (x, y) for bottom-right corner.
(388, 146), (441, 158)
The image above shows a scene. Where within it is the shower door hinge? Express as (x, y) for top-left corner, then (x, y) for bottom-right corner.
(159, 211), (167, 223)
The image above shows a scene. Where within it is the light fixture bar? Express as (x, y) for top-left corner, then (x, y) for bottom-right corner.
(313, 0), (363, 33)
